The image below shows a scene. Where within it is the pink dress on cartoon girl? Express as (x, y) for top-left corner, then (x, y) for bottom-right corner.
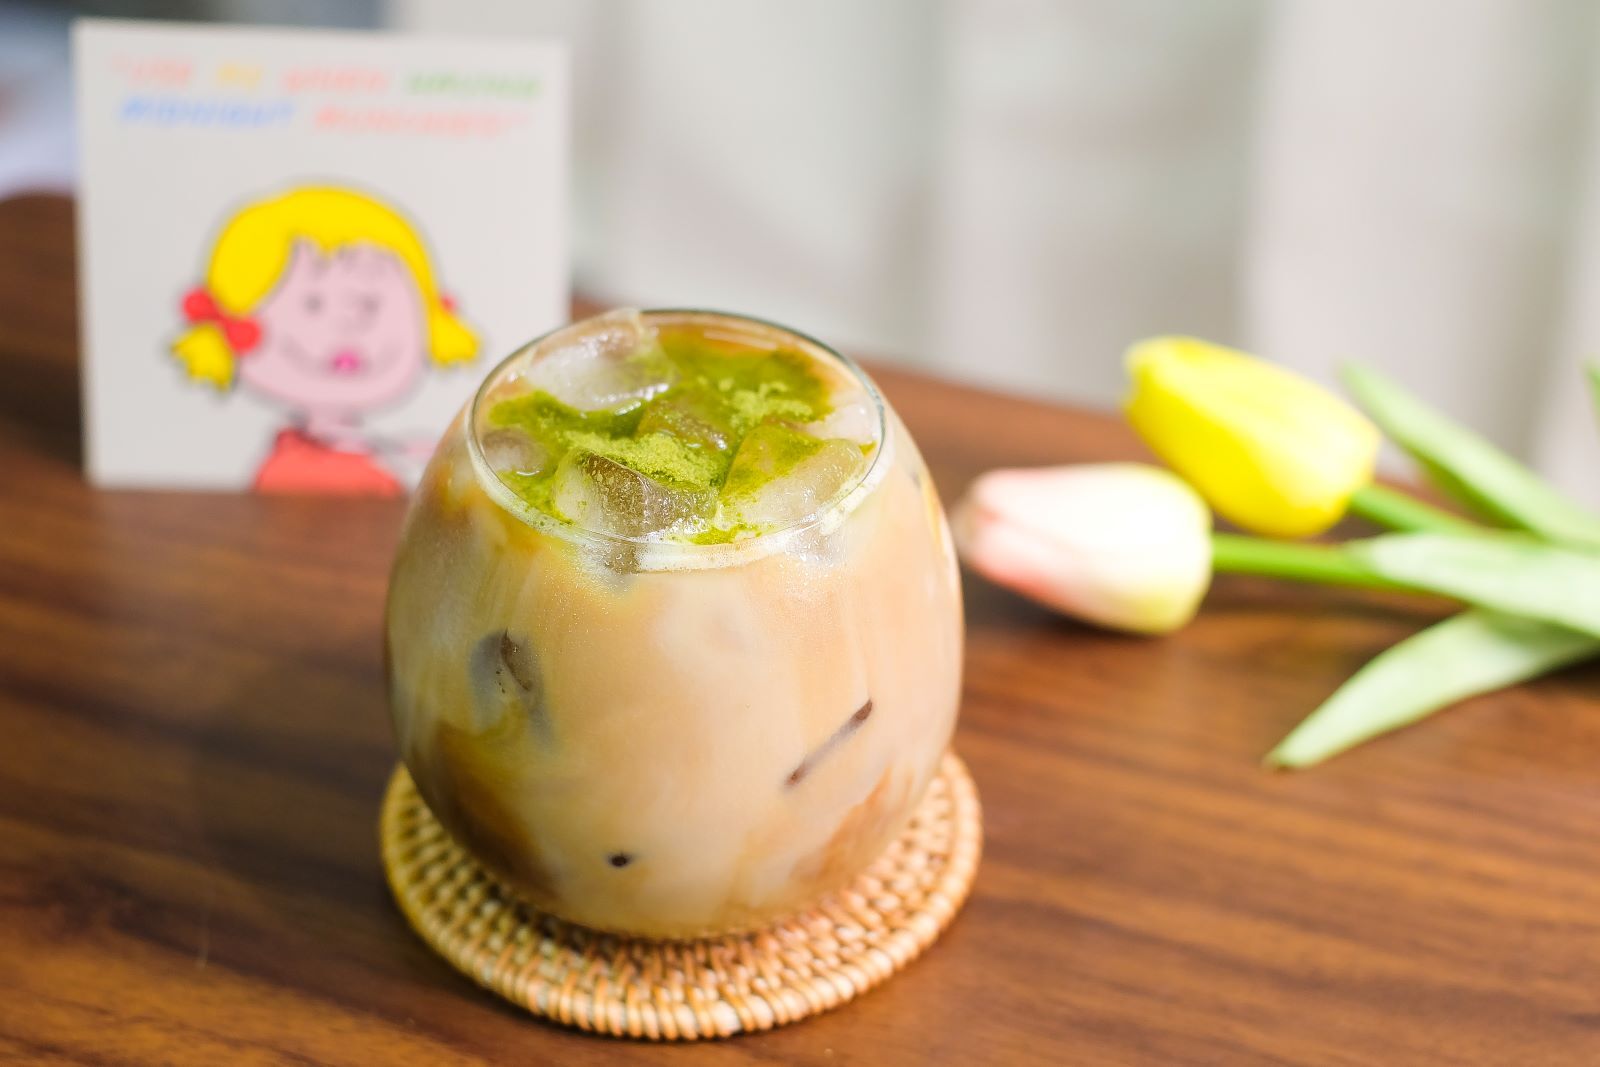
(252, 428), (404, 495)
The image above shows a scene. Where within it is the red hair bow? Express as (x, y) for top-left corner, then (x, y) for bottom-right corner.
(182, 287), (262, 354)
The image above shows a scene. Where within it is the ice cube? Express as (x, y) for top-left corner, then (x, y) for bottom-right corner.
(801, 397), (878, 446)
(635, 392), (735, 452)
(551, 450), (715, 538)
(524, 309), (677, 413)
(722, 424), (867, 529)
(481, 427), (550, 477)
(466, 629), (549, 739)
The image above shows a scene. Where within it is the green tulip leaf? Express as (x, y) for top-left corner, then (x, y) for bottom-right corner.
(1266, 610), (1597, 769)
(1342, 365), (1600, 548)
(1351, 532), (1600, 638)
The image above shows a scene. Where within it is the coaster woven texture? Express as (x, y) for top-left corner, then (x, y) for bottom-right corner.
(380, 751), (982, 1040)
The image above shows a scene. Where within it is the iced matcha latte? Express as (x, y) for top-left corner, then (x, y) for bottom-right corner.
(386, 310), (962, 937)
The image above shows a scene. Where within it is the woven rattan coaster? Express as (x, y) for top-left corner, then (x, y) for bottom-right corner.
(380, 751), (981, 1040)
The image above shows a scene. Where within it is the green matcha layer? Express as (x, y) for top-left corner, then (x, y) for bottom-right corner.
(481, 325), (878, 543)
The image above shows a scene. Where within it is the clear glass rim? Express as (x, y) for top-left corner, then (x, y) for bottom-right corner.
(465, 308), (891, 562)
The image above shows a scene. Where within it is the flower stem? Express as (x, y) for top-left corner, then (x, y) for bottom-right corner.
(1210, 533), (1412, 591)
(1347, 483), (1477, 534)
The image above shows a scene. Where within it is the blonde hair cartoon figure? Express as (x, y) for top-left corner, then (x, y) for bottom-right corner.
(173, 184), (477, 494)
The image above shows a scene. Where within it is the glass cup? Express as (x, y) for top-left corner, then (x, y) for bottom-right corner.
(386, 310), (963, 938)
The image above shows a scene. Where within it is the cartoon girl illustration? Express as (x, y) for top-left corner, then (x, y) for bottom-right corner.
(172, 185), (477, 494)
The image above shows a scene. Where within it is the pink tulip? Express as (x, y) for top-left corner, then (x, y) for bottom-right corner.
(952, 463), (1213, 634)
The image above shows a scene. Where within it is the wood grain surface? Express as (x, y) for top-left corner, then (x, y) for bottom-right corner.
(2, 194), (1598, 1065)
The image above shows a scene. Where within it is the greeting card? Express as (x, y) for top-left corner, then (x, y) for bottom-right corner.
(74, 19), (568, 492)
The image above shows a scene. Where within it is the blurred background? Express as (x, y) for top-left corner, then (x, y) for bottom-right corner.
(5, 0), (1600, 500)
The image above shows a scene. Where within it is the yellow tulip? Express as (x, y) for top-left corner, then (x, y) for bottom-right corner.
(1124, 337), (1381, 538)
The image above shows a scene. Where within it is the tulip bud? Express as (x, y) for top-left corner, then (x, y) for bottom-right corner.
(1125, 337), (1381, 538)
(952, 463), (1212, 634)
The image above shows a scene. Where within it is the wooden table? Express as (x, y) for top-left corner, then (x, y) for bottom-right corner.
(2, 194), (1598, 1065)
